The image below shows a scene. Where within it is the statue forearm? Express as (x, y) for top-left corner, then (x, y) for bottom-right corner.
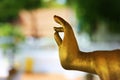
(60, 51), (96, 74)
(54, 15), (120, 80)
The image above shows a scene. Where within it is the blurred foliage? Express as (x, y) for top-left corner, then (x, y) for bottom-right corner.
(0, 0), (42, 22)
(66, 0), (120, 35)
(41, 0), (66, 8)
(0, 23), (24, 50)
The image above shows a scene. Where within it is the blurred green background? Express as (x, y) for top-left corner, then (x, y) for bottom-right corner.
(0, 0), (120, 40)
(0, 0), (120, 80)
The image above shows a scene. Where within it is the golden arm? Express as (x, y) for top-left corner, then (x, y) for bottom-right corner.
(53, 15), (96, 74)
(53, 15), (120, 80)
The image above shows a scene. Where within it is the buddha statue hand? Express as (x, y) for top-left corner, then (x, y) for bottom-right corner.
(53, 15), (80, 69)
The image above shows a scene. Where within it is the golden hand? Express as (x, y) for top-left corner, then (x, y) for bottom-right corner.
(54, 15), (80, 68)
(53, 15), (120, 80)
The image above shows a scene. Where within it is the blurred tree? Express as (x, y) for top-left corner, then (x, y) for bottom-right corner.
(0, 23), (25, 79)
(0, 0), (41, 77)
(0, 24), (24, 49)
(66, 0), (120, 35)
(0, 0), (42, 22)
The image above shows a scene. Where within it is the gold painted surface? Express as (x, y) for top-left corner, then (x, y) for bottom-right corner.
(53, 15), (120, 80)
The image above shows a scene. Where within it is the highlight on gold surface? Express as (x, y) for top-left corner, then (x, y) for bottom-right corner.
(53, 15), (120, 80)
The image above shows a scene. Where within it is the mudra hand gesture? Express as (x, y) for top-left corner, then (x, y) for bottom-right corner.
(54, 15), (79, 66)
(53, 15), (120, 80)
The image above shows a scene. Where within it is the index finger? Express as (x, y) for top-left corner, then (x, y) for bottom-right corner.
(54, 15), (72, 30)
